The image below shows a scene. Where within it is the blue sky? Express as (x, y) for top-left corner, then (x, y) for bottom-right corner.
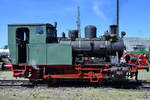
(0, 0), (150, 48)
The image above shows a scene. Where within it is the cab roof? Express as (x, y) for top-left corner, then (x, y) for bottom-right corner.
(8, 23), (50, 26)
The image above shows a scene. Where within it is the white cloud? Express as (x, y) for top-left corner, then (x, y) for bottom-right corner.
(93, 1), (106, 21)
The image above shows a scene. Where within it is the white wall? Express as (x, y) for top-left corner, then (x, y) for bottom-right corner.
(123, 37), (150, 51)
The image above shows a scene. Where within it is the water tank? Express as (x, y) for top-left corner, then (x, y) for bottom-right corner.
(68, 30), (78, 39)
(85, 25), (97, 38)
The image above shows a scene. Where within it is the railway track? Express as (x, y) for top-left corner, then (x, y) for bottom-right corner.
(140, 83), (150, 89)
(0, 80), (28, 86)
(0, 80), (150, 91)
(0, 80), (34, 86)
(0, 80), (50, 87)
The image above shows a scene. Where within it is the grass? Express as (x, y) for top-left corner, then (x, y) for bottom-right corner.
(138, 70), (149, 72)
(0, 71), (28, 80)
(0, 87), (150, 100)
(0, 71), (12, 75)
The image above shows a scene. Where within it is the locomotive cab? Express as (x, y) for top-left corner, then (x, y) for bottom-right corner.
(8, 23), (72, 66)
(9, 24), (47, 64)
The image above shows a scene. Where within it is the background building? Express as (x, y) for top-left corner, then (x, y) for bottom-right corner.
(124, 37), (150, 51)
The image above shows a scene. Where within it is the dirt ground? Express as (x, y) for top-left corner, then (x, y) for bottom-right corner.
(0, 71), (150, 100)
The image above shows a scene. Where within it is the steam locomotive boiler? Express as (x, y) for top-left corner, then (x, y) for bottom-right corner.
(8, 22), (149, 83)
(59, 25), (125, 65)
